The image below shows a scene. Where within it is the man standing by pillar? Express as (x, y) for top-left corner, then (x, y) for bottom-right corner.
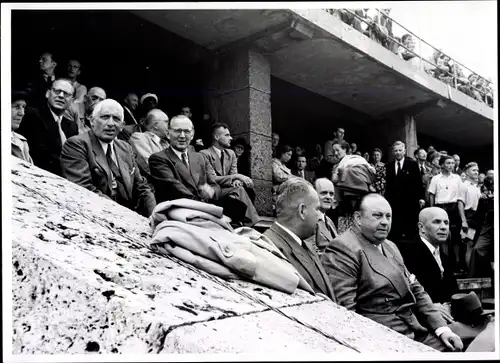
(385, 141), (425, 244)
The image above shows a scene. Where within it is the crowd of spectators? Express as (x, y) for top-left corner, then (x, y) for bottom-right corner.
(327, 8), (494, 108)
(10, 50), (495, 353)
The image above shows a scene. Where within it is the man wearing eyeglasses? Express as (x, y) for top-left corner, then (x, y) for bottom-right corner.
(17, 78), (78, 176)
(60, 99), (156, 218)
(149, 115), (251, 226)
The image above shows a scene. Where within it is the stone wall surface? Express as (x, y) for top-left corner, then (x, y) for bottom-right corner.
(9, 157), (436, 355)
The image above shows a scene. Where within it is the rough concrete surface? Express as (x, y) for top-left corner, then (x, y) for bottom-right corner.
(10, 157), (436, 354)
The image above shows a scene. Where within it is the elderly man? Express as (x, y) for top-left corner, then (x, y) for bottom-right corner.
(78, 87), (107, 134)
(321, 194), (463, 352)
(17, 79), (78, 176)
(200, 123), (259, 225)
(149, 115), (252, 226)
(129, 109), (170, 190)
(123, 93), (139, 125)
(11, 91), (33, 163)
(399, 207), (458, 304)
(264, 178), (336, 301)
(60, 99), (155, 217)
(306, 178), (338, 256)
(385, 141), (425, 243)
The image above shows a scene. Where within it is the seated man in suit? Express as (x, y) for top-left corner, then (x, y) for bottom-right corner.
(306, 178), (338, 256)
(292, 155), (315, 184)
(264, 178), (336, 302)
(17, 78), (79, 176)
(60, 99), (156, 218)
(122, 93), (139, 126)
(129, 109), (170, 190)
(200, 123), (258, 214)
(149, 115), (254, 226)
(321, 193), (463, 352)
(78, 87), (107, 134)
(399, 207), (458, 304)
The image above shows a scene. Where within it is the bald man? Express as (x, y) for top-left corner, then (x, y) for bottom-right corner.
(129, 109), (170, 190)
(321, 194), (463, 352)
(61, 99), (155, 217)
(305, 178), (338, 256)
(398, 208), (458, 304)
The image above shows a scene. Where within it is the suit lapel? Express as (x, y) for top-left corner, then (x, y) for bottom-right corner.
(418, 238), (442, 277)
(41, 103), (62, 149)
(325, 215), (338, 238)
(166, 147), (197, 189)
(355, 229), (410, 298)
(210, 147), (223, 176)
(188, 149), (202, 186)
(114, 141), (133, 200)
(90, 132), (113, 188)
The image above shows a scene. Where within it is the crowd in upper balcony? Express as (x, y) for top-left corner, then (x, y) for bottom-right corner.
(326, 8), (494, 108)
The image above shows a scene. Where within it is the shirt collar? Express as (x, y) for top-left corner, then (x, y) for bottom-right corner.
(99, 139), (114, 154)
(49, 107), (62, 123)
(212, 146), (222, 158)
(275, 221), (302, 246)
(145, 131), (161, 144)
(318, 213), (326, 222)
(12, 131), (27, 142)
(171, 146), (188, 161)
(420, 235), (439, 255)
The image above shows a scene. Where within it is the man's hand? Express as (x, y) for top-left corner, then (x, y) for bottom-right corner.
(439, 330), (463, 352)
(199, 183), (215, 200)
(434, 303), (454, 324)
(231, 179), (243, 188)
(419, 199), (426, 209)
(462, 220), (469, 231)
(237, 175), (254, 188)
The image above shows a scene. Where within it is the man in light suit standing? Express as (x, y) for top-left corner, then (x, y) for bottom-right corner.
(321, 193), (463, 351)
(61, 99), (155, 217)
(200, 123), (257, 204)
(129, 109), (170, 190)
(264, 178), (336, 301)
(306, 178), (338, 256)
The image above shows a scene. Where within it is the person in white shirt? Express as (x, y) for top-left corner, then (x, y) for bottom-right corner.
(64, 59), (87, 123)
(11, 91), (33, 164)
(428, 155), (464, 272)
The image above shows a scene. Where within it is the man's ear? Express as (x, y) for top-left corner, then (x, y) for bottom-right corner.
(298, 203), (306, 220)
(353, 211), (362, 225)
(52, 61), (57, 69)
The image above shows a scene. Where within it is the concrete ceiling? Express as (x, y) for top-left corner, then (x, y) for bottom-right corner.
(131, 9), (494, 147)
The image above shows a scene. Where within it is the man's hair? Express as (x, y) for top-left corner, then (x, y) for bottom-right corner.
(212, 122), (229, 137)
(314, 177), (333, 191)
(392, 140), (406, 148)
(276, 178), (314, 219)
(276, 144), (293, 158)
(427, 150), (441, 163)
(168, 114), (192, 129)
(373, 148), (383, 155)
(452, 154), (460, 159)
(414, 147), (425, 157)
(144, 109), (168, 128)
(354, 193), (386, 214)
(181, 106), (191, 111)
(68, 59), (82, 68)
(91, 99), (124, 122)
(439, 154), (455, 166)
(333, 140), (350, 153)
(296, 155), (307, 161)
(42, 51), (55, 62)
(336, 127), (345, 132)
(50, 78), (75, 97)
(463, 162), (478, 171)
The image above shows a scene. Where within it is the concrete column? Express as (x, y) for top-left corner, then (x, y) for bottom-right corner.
(379, 114), (419, 161)
(206, 48), (273, 216)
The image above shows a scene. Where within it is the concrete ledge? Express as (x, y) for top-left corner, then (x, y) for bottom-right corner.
(10, 157), (436, 354)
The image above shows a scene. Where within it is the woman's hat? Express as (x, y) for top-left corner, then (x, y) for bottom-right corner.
(451, 292), (494, 325)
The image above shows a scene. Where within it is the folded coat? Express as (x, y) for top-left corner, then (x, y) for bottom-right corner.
(148, 199), (314, 294)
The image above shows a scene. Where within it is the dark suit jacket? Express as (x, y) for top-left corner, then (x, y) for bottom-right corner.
(292, 169), (316, 184)
(122, 105), (139, 125)
(25, 73), (55, 106)
(17, 102), (78, 176)
(149, 146), (221, 204)
(399, 237), (458, 304)
(264, 222), (336, 302)
(321, 228), (446, 340)
(60, 131), (156, 217)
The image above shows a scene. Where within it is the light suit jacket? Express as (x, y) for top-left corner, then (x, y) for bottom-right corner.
(129, 131), (169, 176)
(60, 131), (156, 217)
(264, 222), (336, 302)
(200, 146), (238, 187)
(305, 214), (338, 256)
(320, 228), (446, 340)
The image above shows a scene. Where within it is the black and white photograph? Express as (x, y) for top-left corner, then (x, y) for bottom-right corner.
(2, 1), (498, 360)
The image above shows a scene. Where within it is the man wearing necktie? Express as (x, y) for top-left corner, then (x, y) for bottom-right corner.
(200, 123), (260, 226)
(17, 79), (78, 176)
(385, 141), (425, 245)
(150, 116), (255, 226)
(305, 178), (338, 256)
(60, 99), (155, 218)
(292, 155), (315, 184)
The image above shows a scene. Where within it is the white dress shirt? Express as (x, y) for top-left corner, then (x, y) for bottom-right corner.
(99, 140), (117, 165)
(171, 147), (189, 165)
(420, 236), (444, 277)
(50, 108), (67, 144)
(395, 157), (405, 175)
(276, 221), (302, 246)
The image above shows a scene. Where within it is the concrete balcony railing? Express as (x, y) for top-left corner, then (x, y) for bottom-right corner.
(324, 9), (494, 108)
